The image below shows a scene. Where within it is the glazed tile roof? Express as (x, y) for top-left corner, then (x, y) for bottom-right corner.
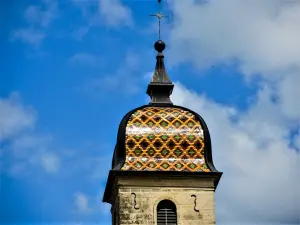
(121, 107), (211, 172)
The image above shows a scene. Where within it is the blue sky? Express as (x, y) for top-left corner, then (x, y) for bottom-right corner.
(1, 0), (299, 224)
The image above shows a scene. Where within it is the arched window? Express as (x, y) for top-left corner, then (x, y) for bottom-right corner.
(157, 200), (177, 225)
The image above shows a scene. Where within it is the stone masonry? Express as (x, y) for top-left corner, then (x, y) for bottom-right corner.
(111, 176), (217, 225)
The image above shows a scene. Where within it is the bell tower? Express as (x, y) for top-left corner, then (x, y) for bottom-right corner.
(103, 1), (222, 224)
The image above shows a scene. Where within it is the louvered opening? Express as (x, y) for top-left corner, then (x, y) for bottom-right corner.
(157, 200), (177, 225)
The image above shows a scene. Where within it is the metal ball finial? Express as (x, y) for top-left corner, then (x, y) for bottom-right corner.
(154, 40), (165, 52)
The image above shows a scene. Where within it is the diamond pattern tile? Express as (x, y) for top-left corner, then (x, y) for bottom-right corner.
(121, 107), (210, 172)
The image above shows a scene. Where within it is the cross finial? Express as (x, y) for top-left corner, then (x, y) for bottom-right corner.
(149, 0), (167, 40)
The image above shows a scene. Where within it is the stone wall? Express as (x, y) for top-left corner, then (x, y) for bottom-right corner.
(117, 187), (216, 225)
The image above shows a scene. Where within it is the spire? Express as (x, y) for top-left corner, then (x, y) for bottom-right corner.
(147, 1), (174, 105)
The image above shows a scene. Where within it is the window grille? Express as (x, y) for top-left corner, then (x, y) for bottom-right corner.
(157, 200), (177, 225)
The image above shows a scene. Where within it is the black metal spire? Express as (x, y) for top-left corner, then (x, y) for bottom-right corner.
(147, 0), (174, 105)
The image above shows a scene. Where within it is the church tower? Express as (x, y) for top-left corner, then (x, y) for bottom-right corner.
(103, 2), (222, 224)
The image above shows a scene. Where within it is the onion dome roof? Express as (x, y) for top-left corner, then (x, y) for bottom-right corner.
(103, 39), (222, 204)
(110, 40), (219, 174)
(112, 105), (219, 173)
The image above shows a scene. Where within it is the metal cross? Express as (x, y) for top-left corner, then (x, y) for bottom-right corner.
(149, 0), (168, 39)
(149, 12), (168, 40)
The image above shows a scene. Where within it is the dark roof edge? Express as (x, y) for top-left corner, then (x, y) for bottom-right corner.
(112, 105), (149, 170)
(173, 105), (221, 173)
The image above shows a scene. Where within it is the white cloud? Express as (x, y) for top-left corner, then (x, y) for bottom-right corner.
(69, 53), (104, 68)
(85, 51), (143, 96)
(74, 192), (92, 214)
(72, 26), (91, 41)
(0, 93), (36, 142)
(24, 0), (58, 27)
(167, 3), (300, 222)
(168, 0), (300, 77)
(98, 0), (133, 27)
(72, 0), (133, 40)
(11, 134), (51, 151)
(11, 28), (46, 46)
(12, 0), (58, 46)
(276, 73), (300, 120)
(293, 130), (300, 150)
(38, 152), (60, 173)
(73, 191), (110, 215)
(0, 93), (61, 175)
(171, 82), (300, 224)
